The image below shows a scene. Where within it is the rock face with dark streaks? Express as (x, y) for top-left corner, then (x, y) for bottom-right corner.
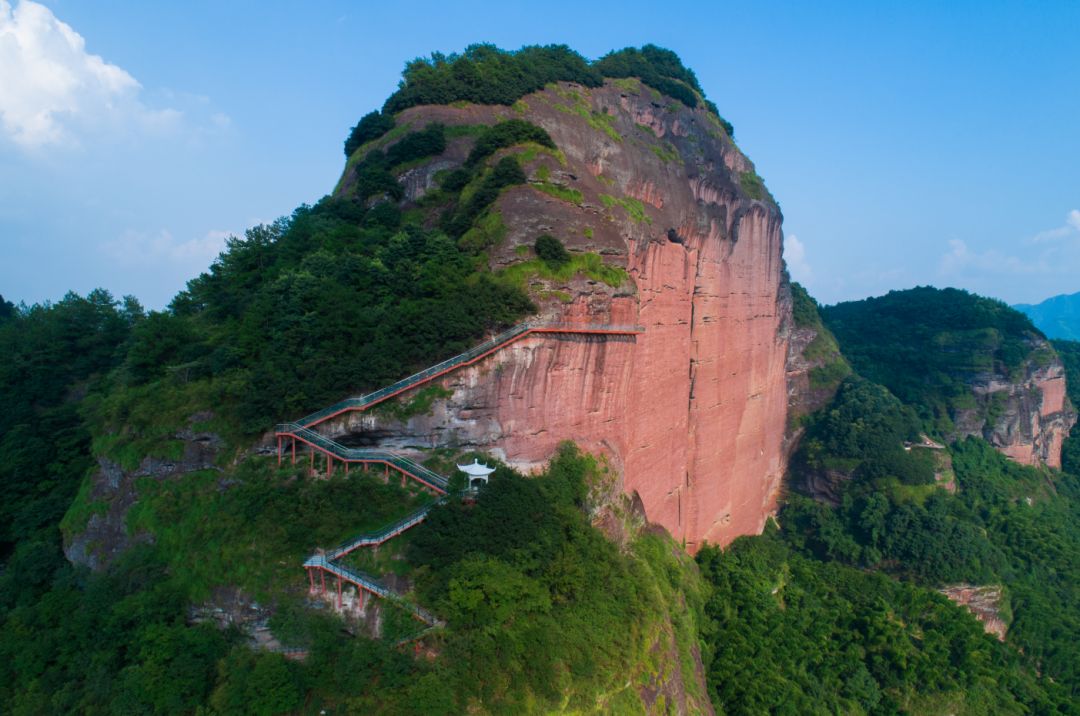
(326, 79), (794, 551)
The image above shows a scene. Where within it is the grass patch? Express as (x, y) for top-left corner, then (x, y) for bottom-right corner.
(600, 194), (651, 224)
(373, 384), (453, 421)
(59, 472), (109, 537)
(649, 141), (680, 164)
(583, 227), (594, 239)
(613, 77), (642, 94)
(458, 209), (507, 252)
(553, 93), (623, 143)
(739, 170), (771, 202)
(499, 252), (628, 290)
(534, 182), (583, 205)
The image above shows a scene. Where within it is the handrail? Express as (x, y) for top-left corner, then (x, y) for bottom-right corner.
(275, 423), (450, 492)
(293, 322), (643, 427)
(305, 555), (441, 626)
(325, 501), (439, 560)
(289, 320), (645, 635)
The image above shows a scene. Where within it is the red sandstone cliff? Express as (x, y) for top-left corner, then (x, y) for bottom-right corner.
(958, 346), (1072, 468)
(327, 79), (791, 550)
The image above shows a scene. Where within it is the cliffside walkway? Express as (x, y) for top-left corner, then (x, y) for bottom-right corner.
(304, 496), (454, 627)
(282, 320), (644, 631)
(303, 554), (441, 626)
(275, 422), (451, 493)
(292, 321), (644, 428)
(274, 321), (643, 495)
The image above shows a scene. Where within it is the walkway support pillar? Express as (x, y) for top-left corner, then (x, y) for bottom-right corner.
(291, 438), (296, 465)
(277, 437), (282, 467)
(337, 575), (342, 609)
(327, 454), (332, 477)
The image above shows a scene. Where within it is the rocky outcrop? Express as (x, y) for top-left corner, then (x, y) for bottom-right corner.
(940, 584), (1009, 641)
(957, 347), (1073, 468)
(327, 80), (791, 551)
(63, 414), (223, 570)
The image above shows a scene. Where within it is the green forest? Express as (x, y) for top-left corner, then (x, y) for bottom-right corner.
(3, 44), (1080, 714)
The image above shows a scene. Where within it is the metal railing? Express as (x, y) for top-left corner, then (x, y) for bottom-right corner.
(325, 502), (439, 560)
(293, 321), (644, 427)
(305, 555), (441, 626)
(275, 423), (450, 491)
(290, 320), (646, 634)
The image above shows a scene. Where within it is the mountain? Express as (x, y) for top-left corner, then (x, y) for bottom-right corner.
(320, 59), (791, 552)
(824, 287), (1074, 467)
(1015, 290), (1080, 340)
(3, 43), (1080, 715)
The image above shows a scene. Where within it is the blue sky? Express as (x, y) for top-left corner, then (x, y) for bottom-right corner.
(1, 0), (1078, 308)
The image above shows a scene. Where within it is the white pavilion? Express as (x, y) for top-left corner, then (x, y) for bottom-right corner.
(456, 458), (496, 490)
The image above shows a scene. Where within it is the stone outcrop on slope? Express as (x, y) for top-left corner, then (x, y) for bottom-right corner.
(327, 79), (793, 551)
(956, 344), (1073, 468)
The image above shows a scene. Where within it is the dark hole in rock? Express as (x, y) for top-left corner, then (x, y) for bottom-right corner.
(667, 228), (684, 244)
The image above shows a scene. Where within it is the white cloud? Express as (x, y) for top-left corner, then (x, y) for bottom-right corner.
(937, 208), (1080, 300)
(0, 0), (196, 149)
(104, 228), (233, 269)
(784, 233), (812, 281)
(1030, 209), (1080, 243)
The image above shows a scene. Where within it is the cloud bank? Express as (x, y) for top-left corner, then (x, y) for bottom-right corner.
(0, 0), (180, 148)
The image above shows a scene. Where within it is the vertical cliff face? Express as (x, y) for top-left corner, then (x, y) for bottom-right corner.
(326, 79), (791, 550)
(960, 348), (1073, 468)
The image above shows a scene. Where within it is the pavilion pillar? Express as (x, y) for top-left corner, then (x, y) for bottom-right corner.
(320, 569), (326, 594)
(308, 568), (314, 593)
(277, 437), (282, 467)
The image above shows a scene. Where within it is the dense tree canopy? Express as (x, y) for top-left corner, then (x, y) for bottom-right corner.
(823, 286), (1045, 435)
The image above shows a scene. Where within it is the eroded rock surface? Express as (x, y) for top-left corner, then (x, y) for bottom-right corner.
(940, 584), (1009, 641)
(326, 80), (791, 551)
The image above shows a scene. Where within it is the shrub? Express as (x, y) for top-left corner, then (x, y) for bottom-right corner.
(343, 111), (395, 157)
(535, 234), (570, 267)
(466, 120), (554, 167)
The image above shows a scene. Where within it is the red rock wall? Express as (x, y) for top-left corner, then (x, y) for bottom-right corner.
(323, 80), (791, 551)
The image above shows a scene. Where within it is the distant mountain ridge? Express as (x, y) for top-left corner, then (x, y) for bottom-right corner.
(1015, 291), (1080, 340)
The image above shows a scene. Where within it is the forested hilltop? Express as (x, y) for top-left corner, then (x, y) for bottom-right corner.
(2, 44), (1080, 715)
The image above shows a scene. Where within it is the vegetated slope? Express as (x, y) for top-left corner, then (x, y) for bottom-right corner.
(1016, 290), (1080, 340)
(3, 45), (731, 714)
(695, 290), (1080, 713)
(823, 286), (1074, 467)
(2, 443), (713, 713)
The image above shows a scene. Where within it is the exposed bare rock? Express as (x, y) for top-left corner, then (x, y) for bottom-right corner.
(940, 584), (1009, 641)
(326, 80), (791, 552)
(956, 346), (1074, 468)
(63, 414), (223, 571)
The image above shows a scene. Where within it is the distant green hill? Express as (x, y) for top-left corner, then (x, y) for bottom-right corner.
(1015, 291), (1080, 340)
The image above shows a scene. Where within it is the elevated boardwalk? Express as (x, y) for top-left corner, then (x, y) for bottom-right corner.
(283, 320), (643, 632)
(303, 554), (441, 627)
(293, 322), (643, 428)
